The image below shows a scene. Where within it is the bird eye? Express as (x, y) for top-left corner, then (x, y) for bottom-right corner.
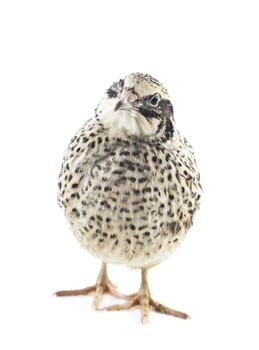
(119, 79), (124, 88)
(150, 93), (161, 107)
(106, 79), (124, 98)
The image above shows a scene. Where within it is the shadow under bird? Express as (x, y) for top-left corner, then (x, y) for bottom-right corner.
(55, 72), (202, 324)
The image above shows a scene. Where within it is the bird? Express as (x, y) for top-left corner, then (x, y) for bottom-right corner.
(55, 72), (202, 324)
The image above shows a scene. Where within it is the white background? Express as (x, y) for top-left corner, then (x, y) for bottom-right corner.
(0, 0), (258, 349)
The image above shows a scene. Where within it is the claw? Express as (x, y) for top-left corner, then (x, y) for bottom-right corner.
(99, 269), (190, 324)
(54, 262), (127, 309)
(54, 264), (190, 324)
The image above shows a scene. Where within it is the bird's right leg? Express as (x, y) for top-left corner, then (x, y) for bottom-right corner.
(54, 262), (127, 309)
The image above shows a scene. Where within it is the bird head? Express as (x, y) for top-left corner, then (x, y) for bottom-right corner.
(96, 73), (175, 140)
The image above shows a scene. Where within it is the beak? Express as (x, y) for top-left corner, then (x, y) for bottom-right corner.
(114, 89), (136, 112)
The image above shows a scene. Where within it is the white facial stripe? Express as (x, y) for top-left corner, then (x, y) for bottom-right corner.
(98, 98), (159, 137)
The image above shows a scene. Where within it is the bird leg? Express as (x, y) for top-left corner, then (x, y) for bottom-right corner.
(54, 262), (127, 309)
(100, 268), (190, 324)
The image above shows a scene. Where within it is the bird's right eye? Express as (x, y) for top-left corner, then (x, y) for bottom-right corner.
(118, 79), (125, 88)
(106, 79), (124, 98)
(106, 87), (118, 98)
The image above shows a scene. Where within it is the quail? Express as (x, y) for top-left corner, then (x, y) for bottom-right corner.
(55, 73), (202, 324)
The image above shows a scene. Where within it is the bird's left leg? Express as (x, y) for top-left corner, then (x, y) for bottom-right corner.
(54, 262), (127, 309)
(101, 268), (190, 324)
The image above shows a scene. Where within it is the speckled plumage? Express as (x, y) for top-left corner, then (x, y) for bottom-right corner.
(56, 73), (202, 322)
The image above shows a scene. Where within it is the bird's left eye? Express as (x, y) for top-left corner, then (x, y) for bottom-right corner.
(149, 93), (161, 107)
